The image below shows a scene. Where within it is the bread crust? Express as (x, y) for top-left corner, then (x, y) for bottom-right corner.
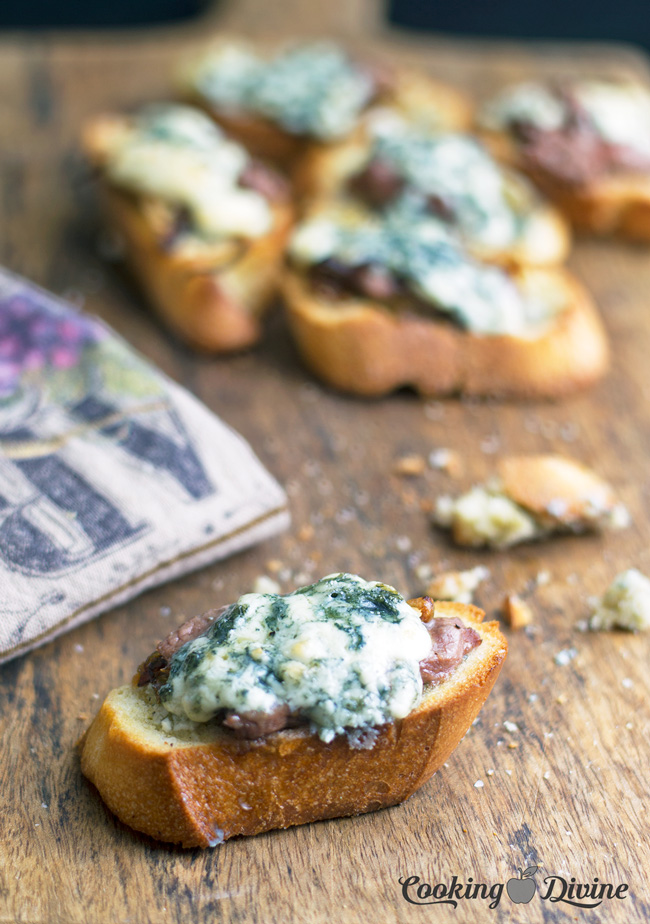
(82, 115), (294, 353)
(481, 128), (650, 240)
(185, 68), (472, 169)
(80, 603), (506, 848)
(496, 454), (617, 526)
(281, 267), (609, 399)
(295, 129), (570, 268)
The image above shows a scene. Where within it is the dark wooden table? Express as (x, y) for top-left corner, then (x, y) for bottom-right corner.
(1, 6), (649, 922)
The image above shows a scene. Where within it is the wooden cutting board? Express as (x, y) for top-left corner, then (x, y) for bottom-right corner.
(0, 6), (649, 922)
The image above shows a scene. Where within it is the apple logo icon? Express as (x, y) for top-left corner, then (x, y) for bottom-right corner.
(506, 866), (539, 903)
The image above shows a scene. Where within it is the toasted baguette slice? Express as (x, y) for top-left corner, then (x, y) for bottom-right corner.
(481, 127), (650, 240)
(295, 127), (570, 268)
(80, 602), (506, 848)
(182, 44), (472, 168)
(282, 267), (609, 399)
(82, 113), (294, 353)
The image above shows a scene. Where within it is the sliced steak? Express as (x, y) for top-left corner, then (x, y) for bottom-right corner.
(223, 704), (305, 739)
(157, 605), (230, 660)
(349, 157), (405, 207)
(239, 160), (290, 202)
(418, 616), (482, 684)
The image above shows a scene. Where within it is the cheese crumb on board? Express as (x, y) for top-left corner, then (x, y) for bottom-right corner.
(589, 569), (650, 631)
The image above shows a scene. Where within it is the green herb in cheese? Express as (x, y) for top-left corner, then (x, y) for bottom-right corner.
(290, 208), (555, 336)
(158, 573), (433, 742)
(191, 41), (374, 141)
(104, 104), (272, 239)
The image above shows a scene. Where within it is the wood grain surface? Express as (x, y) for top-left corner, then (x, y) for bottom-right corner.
(1, 3), (650, 922)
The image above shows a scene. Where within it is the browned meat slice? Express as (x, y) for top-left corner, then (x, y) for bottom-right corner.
(418, 616), (482, 684)
(223, 704), (297, 739)
(135, 605), (230, 687)
(239, 160), (290, 202)
(157, 606), (230, 660)
(349, 157), (405, 207)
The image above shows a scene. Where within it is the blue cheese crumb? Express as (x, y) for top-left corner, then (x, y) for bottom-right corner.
(191, 41), (374, 141)
(589, 569), (650, 631)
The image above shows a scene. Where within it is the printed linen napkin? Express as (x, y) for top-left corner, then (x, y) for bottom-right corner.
(0, 268), (289, 664)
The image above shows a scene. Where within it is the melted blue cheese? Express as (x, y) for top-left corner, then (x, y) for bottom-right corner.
(104, 104), (271, 239)
(480, 82), (566, 133)
(290, 209), (552, 336)
(158, 573), (432, 742)
(191, 41), (374, 141)
(370, 127), (520, 249)
(481, 80), (650, 158)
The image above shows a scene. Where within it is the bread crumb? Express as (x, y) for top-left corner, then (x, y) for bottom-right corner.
(536, 570), (551, 586)
(74, 643), (84, 653)
(502, 594), (533, 629)
(252, 575), (281, 595)
(486, 768), (495, 776)
(556, 694), (567, 705)
(394, 454), (426, 476)
(503, 720), (519, 734)
(298, 524), (315, 542)
(622, 677), (634, 689)
(474, 780), (484, 788)
(429, 447), (462, 477)
(77, 713), (89, 721)
(265, 559), (283, 573)
(507, 742), (519, 749)
(554, 647), (578, 666)
(480, 434), (500, 455)
(425, 566), (489, 604)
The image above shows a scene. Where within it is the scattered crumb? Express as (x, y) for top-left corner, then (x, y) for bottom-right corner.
(502, 594), (533, 629)
(543, 771), (551, 780)
(77, 713), (89, 721)
(414, 562), (434, 583)
(626, 722), (634, 730)
(528, 693), (538, 704)
(622, 678), (634, 689)
(396, 536), (412, 552)
(298, 524), (314, 542)
(503, 720), (519, 734)
(159, 606), (171, 618)
(554, 647), (578, 666)
(424, 401), (445, 421)
(428, 447), (462, 477)
(556, 694), (568, 705)
(480, 434), (500, 455)
(486, 769), (495, 776)
(252, 575), (281, 595)
(589, 569), (650, 632)
(425, 566), (489, 604)
(74, 643), (84, 653)
(474, 780), (484, 789)
(91, 693), (100, 700)
(507, 742), (519, 749)
(393, 454), (426, 476)
(536, 570), (551, 586)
